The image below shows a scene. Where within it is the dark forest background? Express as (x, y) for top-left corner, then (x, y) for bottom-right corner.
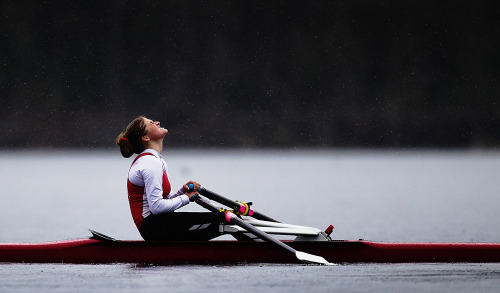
(1, 1), (499, 149)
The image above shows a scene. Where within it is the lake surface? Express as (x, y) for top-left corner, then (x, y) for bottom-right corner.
(1, 149), (500, 292)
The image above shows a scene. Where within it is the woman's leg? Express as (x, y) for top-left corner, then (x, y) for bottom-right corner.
(140, 212), (223, 241)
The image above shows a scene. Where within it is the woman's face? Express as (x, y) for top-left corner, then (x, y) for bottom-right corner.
(143, 118), (168, 141)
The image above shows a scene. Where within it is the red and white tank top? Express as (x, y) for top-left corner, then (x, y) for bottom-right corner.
(126, 149), (190, 230)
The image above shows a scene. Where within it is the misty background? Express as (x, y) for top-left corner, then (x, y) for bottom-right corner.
(1, 1), (499, 149)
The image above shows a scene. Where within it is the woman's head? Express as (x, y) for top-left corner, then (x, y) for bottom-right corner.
(116, 116), (148, 158)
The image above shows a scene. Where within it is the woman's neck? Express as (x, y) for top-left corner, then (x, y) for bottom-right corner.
(145, 141), (163, 154)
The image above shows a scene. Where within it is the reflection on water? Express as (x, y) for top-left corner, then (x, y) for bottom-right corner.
(1, 149), (500, 243)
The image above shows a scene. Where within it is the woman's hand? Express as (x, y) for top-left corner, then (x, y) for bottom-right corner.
(184, 180), (201, 200)
(185, 190), (198, 200)
(183, 180), (201, 192)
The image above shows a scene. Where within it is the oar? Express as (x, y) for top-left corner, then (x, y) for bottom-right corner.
(189, 185), (279, 222)
(192, 194), (332, 265)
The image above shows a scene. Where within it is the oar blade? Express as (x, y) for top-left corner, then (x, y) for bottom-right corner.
(296, 251), (334, 266)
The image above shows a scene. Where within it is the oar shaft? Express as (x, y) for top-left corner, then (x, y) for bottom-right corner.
(194, 194), (220, 213)
(193, 196), (295, 255)
(227, 213), (297, 255)
(199, 188), (279, 222)
(193, 195), (332, 265)
(252, 211), (278, 222)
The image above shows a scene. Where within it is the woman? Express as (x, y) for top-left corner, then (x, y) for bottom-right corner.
(116, 116), (222, 241)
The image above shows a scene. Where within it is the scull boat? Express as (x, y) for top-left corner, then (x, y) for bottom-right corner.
(2, 229), (500, 264)
(3, 187), (500, 264)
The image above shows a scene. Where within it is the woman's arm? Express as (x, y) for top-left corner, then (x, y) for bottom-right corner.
(141, 157), (190, 214)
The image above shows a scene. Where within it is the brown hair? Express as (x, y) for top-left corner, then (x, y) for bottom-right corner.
(116, 116), (147, 158)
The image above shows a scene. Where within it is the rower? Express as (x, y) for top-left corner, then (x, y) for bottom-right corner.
(116, 116), (225, 241)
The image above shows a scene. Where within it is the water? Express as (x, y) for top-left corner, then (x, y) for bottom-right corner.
(1, 149), (500, 292)
(2, 263), (500, 293)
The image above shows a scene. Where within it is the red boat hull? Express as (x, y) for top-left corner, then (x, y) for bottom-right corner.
(2, 239), (500, 264)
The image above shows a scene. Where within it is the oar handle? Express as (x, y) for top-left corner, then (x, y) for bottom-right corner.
(187, 183), (202, 202)
(187, 183), (201, 192)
